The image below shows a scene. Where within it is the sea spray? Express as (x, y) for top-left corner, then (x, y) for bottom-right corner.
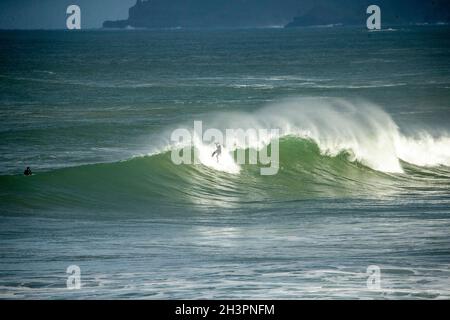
(163, 97), (450, 174)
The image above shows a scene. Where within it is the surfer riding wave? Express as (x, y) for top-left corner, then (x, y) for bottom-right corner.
(211, 143), (222, 162)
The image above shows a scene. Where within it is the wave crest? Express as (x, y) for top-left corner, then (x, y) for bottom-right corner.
(163, 97), (450, 174)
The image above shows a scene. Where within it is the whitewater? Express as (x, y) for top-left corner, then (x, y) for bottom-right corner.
(160, 97), (450, 175)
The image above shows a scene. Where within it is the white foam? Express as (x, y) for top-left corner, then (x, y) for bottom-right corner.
(160, 97), (450, 174)
(395, 134), (450, 167)
(193, 135), (241, 174)
(199, 97), (405, 173)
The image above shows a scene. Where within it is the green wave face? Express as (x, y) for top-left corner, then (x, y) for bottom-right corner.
(2, 137), (449, 216)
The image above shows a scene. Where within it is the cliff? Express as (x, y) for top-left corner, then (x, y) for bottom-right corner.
(103, 0), (450, 29)
(103, 0), (297, 29)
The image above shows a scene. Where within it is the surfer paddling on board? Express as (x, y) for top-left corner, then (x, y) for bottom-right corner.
(24, 167), (32, 176)
(211, 143), (222, 163)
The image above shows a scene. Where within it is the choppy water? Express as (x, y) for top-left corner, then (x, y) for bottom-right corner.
(1, 26), (450, 299)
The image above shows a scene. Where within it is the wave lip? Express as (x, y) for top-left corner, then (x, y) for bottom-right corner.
(194, 97), (450, 173)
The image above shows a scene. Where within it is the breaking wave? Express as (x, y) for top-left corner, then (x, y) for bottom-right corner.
(1, 98), (449, 213)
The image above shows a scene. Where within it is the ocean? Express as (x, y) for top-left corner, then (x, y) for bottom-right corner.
(0, 26), (450, 299)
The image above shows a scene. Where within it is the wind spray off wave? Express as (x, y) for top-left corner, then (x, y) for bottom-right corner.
(165, 97), (450, 174)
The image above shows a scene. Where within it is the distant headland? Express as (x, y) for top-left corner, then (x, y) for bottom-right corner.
(103, 0), (450, 29)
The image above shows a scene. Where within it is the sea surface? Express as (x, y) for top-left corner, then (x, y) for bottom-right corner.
(0, 26), (450, 299)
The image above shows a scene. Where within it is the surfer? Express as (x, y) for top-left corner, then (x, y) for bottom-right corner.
(211, 143), (222, 162)
(24, 167), (32, 176)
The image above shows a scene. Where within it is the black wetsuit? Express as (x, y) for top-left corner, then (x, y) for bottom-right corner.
(212, 145), (222, 157)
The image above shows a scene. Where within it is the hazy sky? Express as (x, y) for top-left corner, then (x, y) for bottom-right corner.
(0, 0), (135, 29)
